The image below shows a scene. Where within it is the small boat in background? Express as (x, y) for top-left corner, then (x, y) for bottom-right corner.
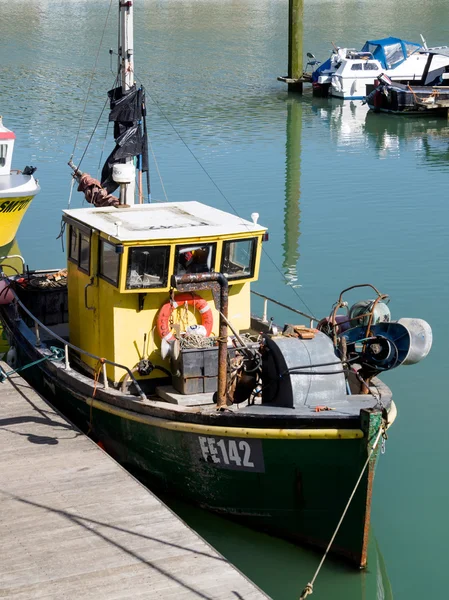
(0, 117), (39, 246)
(312, 37), (449, 100)
(365, 73), (449, 115)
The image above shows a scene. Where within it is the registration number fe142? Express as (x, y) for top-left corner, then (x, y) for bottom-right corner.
(198, 436), (265, 472)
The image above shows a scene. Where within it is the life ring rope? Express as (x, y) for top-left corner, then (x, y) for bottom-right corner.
(156, 293), (214, 343)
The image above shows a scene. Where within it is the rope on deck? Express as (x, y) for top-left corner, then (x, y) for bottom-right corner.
(0, 346), (65, 383)
(298, 423), (386, 600)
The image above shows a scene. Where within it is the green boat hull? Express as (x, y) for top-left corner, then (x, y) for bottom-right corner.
(9, 336), (382, 568)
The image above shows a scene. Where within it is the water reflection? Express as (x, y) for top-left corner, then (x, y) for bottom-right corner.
(282, 96), (302, 288)
(0, 238), (24, 277)
(163, 493), (393, 600)
(364, 111), (449, 166)
(0, 238), (23, 357)
(311, 97), (370, 152)
(310, 95), (449, 166)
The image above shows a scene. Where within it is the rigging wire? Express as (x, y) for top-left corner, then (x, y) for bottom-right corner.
(148, 134), (169, 202)
(97, 111), (113, 180)
(141, 86), (317, 319)
(75, 96), (112, 173)
(70, 0), (116, 164)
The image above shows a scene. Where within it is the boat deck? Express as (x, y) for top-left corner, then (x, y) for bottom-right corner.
(0, 363), (268, 600)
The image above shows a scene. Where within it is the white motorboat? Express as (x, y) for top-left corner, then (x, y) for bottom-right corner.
(0, 117), (39, 246)
(312, 37), (449, 100)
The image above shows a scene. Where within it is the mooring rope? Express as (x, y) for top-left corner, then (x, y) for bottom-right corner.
(299, 423), (385, 600)
(0, 346), (65, 383)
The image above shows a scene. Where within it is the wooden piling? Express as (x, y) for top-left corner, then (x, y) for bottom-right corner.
(278, 0), (306, 92)
(288, 0), (304, 92)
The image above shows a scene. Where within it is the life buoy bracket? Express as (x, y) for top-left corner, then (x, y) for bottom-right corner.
(156, 293), (213, 342)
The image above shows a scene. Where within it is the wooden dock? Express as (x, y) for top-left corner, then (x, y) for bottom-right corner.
(0, 364), (269, 600)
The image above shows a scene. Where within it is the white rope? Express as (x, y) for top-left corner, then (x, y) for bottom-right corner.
(299, 424), (385, 600)
(67, 176), (75, 209)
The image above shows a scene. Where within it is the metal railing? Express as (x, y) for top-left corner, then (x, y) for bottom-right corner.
(9, 291), (147, 401)
(250, 291), (315, 328)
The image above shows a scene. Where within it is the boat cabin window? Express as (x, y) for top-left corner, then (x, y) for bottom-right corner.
(79, 233), (90, 273)
(384, 43), (404, 68)
(405, 43), (419, 57)
(221, 238), (256, 280)
(174, 243), (216, 275)
(68, 225), (91, 275)
(69, 227), (78, 262)
(364, 62), (379, 70)
(351, 63), (363, 71)
(0, 144), (7, 168)
(126, 245), (170, 289)
(99, 240), (120, 286)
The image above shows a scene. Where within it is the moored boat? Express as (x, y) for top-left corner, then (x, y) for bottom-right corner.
(0, 2), (433, 568)
(365, 73), (449, 115)
(312, 38), (449, 100)
(0, 117), (39, 246)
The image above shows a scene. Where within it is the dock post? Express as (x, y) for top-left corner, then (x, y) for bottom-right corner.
(288, 0), (304, 92)
(278, 0), (305, 92)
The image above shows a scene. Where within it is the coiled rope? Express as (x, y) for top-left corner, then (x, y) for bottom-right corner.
(299, 423), (386, 600)
(180, 335), (216, 350)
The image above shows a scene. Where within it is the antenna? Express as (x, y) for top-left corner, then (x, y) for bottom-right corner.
(420, 34), (428, 50)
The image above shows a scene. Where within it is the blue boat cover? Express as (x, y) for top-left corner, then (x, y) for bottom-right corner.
(360, 37), (422, 69)
(312, 37), (422, 82)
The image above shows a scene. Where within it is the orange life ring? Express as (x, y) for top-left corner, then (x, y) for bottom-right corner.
(156, 293), (213, 342)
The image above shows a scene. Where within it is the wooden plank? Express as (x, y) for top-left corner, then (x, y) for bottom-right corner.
(0, 364), (269, 599)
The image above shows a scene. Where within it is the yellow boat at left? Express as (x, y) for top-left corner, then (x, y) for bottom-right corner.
(0, 116), (39, 246)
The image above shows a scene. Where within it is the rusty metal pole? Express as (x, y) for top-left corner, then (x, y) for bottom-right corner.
(288, 0), (304, 92)
(171, 273), (229, 410)
(216, 275), (229, 410)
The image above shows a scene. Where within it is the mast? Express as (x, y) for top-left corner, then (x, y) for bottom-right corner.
(120, 1), (134, 93)
(118, 0), (136, 205)
(69, 0), (149, 207)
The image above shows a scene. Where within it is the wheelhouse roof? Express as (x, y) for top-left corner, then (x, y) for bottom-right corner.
(63, 201), (266, 242)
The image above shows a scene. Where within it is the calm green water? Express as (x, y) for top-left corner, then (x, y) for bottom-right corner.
(2, 1), (449, 598)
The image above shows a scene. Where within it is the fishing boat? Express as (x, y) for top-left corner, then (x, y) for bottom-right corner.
(0, 2), (433, 568)
(365, 73), (449, 115)
(0, 117), (39, 246)
(312, 37), (449, 100)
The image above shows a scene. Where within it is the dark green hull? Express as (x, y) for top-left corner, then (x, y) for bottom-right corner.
(9, 334), (382, 567)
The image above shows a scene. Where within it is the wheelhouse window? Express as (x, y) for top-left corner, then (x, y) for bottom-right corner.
(364, 62), (379, 70)
(69, 226), (79, 261)
(0, 144), (7, 168)
(126, 246), (170, 289)
(221, 238), (256, 280)
(68, 225), (91, 275)
(174, 243), (216, 275)
(99, 240), (120, 286)
(351, 63), (363, 71)
(79, 233), (90, 273)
